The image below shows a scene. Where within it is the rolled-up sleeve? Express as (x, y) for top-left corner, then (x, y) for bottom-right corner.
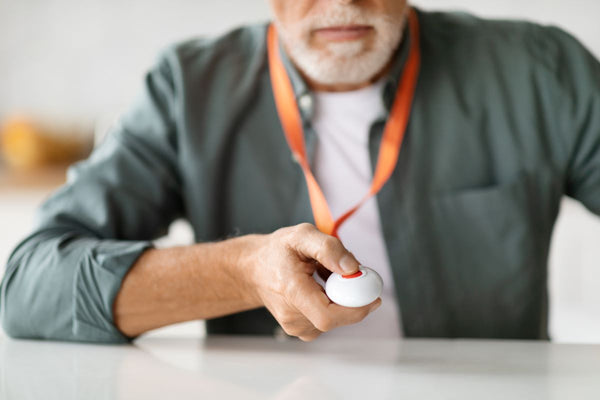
(0, 49), (183, 343)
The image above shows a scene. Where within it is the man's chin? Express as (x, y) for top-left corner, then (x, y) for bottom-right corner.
(296, 53), (390, 86)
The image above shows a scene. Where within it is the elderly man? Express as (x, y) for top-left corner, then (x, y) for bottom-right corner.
(1, 0), (599, 343)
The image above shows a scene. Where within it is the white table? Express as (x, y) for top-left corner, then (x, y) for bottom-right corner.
(1, 334), (599, 399)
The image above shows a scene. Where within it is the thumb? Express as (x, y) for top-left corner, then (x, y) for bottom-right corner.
(289, 224), (360, 275)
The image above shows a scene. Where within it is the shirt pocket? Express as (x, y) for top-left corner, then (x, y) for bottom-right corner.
(423, 172), (544, 333)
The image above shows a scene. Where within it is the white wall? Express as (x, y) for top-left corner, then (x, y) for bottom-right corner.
(418, 0), (600, 57)
(1, 1), (599, 342)
(1, 1), (599, 123)
(0, 0), (272, 123)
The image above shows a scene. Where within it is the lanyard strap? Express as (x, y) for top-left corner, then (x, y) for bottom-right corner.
(268, 8), (421, 238)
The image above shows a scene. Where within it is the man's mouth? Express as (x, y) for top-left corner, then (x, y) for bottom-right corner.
(313, 25), (374, 41)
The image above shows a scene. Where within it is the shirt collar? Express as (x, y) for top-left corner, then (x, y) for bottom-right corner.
(275, 8), (415, 121)
(276, 36), (314, 120)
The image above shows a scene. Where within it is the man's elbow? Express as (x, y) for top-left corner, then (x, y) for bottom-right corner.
(1, 232), (141, 344)
(1, 285), (39, 340)
(0, 259), (68, 341)
(2, 309), (32, 340)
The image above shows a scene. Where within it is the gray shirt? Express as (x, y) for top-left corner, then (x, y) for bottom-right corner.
(2, 7), (600, 342)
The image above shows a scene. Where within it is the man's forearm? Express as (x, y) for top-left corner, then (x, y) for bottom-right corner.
(113, 234), (264, 338)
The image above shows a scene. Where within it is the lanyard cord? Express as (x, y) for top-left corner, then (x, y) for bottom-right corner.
(268, 8), (421, 238)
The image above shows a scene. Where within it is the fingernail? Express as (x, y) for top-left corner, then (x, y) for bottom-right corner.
(339, 254), (358, 274)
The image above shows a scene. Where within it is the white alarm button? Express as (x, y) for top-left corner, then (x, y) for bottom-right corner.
(325, 265), (383, 307)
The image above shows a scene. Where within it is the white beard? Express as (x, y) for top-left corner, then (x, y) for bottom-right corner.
(274, 5), (407, 86)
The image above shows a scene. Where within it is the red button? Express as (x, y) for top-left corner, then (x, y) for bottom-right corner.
(342, 271), (363, 279)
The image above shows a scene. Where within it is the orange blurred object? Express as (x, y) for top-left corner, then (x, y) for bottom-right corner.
(0, 117), (92, 170)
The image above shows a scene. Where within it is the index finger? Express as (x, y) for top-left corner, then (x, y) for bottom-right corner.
(288, 274), (381, 332)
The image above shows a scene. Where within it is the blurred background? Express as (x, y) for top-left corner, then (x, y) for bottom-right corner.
(1, 0), (599, 342)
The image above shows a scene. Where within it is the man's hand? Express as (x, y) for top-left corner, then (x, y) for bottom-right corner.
(244, 223), (382, 342)
(113, 222), (380, 339)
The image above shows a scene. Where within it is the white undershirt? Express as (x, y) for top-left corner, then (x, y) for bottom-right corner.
(310, 79), (403, 338)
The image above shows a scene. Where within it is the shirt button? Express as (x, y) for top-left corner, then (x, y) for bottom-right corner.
(298, 94), (312, 113)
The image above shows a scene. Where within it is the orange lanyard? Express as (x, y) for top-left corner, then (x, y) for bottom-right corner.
(268, 8), (421, 238)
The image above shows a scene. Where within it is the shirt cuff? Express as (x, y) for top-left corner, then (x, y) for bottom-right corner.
(73, 240), (154, 343)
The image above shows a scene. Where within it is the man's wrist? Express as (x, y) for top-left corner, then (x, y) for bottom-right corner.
(227, 233), (265, 310)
